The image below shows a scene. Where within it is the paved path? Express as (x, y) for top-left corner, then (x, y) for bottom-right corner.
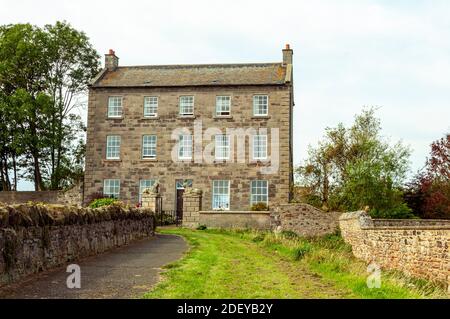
(0, 234), (188, 299)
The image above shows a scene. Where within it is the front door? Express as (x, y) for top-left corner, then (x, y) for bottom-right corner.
(176, 189), (184, 220)
(175, 179), (193, 221)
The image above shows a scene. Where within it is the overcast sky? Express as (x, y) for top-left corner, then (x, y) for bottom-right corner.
(1, 0), (449, 190)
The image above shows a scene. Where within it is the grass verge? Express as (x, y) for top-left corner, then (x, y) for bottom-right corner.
(144, 228), (448, 299)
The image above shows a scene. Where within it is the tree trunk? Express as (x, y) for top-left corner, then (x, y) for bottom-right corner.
(1, 156), (11, 191)
(12, 154), (17, 191)
(33, 154), (43, 191)
(0, 157), (5, 191)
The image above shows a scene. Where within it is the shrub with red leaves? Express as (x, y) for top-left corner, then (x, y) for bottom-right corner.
(406, 134), (450, 219)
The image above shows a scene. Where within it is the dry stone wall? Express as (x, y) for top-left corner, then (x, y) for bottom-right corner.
(340, 211), (450, 291)
(0, 183), (83, 207)
(271, 203), (341, 237)
(0, 203), (155, 287)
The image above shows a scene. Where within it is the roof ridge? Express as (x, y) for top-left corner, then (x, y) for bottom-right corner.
(117, 62), (283, 69)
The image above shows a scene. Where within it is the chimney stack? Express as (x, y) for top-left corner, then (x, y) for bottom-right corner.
(105, 49), (119, 71)
(282, 44), (293, 65)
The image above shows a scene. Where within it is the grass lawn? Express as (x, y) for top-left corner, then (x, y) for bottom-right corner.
(143, 228), (448, 299)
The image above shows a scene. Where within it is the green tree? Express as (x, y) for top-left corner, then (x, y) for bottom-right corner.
(0, 22), (99, 190)
(296, 108), (413, 218)
(43, 21), (99, 189)
(0, 24), (50, 190)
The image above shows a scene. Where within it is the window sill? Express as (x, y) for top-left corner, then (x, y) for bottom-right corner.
(251, 115), (271, 120)
(177, 158), (194, 163)
(106, 117), (124, 120)
(213, 159), (230, 163)
(177, 115), (196, 119)
(141, 116), (159, 120)
(200, 210), (271, 214)
(103, 159), (122, 162)
(249, 160), (271, 166)
(213, 115), (233, 119)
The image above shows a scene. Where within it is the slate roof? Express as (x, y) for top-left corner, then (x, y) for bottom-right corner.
(91, 63), (290, 88)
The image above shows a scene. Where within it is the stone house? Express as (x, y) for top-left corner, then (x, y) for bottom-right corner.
(84, 45), (294, 217)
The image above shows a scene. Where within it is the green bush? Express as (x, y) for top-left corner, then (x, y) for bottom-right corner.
(250, 202), (269, 211)
(196, 225), (207, 230)
(89, 198), (119, 209)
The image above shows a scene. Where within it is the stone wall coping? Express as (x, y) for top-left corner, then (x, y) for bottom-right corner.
(199, 211), (271, 215)
(339, 211), (450, 230)
(361, 225), (450, 230)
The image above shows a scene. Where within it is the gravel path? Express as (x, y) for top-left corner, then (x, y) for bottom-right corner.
(0, 233), (187, 299)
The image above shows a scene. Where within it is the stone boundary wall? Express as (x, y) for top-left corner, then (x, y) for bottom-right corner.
(271, 203), (341, 237)
(199, 211), (272, 230)
(0, 203), (155, 287)
(340, 212), (450, 291)
(0, 183), (83, 207)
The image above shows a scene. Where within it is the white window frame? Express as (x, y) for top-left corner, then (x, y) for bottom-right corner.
(103, 179), (120, 199)
(106, 135), (121, 160)
(178, 135), (193, 160)
(250, 180), (268, 206)
(253, 134), (268, 160)
(179, 96), (194, 116)
(108, 96), (123, 118)
(142, 135), (157, 159)
(253, 95), (269, 117)
(139, 179), (156, 203)
(215, 96), (231, 116)
(143, 96), (158, 117)
(215, 134), (230, 160)
(212, 180), (230, 210)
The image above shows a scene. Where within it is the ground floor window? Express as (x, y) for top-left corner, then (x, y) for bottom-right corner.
(212, 180), (230, 210)
(139, 179), (156, 203)
(103, 179), (120, 199)
(250, 180), (268, 205)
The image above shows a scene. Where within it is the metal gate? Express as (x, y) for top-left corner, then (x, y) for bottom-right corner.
(154, 197), (181, 226)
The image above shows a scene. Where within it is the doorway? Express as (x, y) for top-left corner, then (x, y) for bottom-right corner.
(175, 179), (193, 221)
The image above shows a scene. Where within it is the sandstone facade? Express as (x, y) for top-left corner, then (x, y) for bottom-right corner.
(84, 47), (294, 214)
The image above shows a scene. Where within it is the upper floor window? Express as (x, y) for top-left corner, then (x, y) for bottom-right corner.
(253, 134), (268, 160)
(250, 180), (268, 206)
(139, 179), (156, 203)
(216, 96), (231, 116)
(108, 96), (123, 118)
(104, 179), (120, 199)
(142, 135), (157, 159)
(144, 96), (158, 117)
(106, 135), (121, 159)
(215, 135), (230, 160)
(178, 135), (193, 160)
(179, 96), (194, 116)
(212, 180), (230, 210)
(253, 95), (268, 116)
